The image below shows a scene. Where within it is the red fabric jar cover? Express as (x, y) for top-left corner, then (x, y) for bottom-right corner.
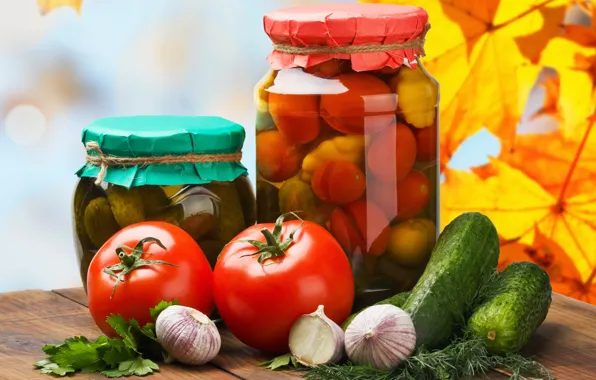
(263, 3), (429, 72)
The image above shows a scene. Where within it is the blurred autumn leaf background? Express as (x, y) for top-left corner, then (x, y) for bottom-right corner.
(1, 1), (595, 306)
(363, 0), (596, 304)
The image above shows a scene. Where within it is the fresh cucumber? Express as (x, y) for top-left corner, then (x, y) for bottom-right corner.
(341, 291), (410, 331)
(403, 212), (500, 349)
(468, 262), (552, 354)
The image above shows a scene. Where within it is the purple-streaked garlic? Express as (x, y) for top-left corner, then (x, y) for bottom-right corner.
(345, 304), (416, 370)
(155, 305), (221, 365)
(288, 305), (345, 367)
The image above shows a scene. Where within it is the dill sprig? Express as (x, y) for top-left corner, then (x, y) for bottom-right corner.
(304, 335), (554, 380)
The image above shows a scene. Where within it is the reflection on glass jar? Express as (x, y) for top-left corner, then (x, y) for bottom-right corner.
(72, 116), (255, 291)
(255, 3), (438, 309)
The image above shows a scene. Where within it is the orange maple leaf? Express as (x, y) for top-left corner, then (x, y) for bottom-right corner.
(37, 0), (82, 15)
(539, 3), (596, 145)
(540, 38), (596, 137)
(499, 228), (582, 295)
(473, 129), (596, 199)
(362, 0), (572, 170)
(500, 231), (596, 304)
(529, 69), (562, 121)
(441, 119), (596, 287)
(564, 0), (596, 46)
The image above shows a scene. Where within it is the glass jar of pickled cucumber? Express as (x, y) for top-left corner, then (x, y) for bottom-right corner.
(73, 116), (255, 291)
(255, 4), (438, 309)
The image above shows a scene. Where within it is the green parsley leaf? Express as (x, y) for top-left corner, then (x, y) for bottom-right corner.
(139, 323), (158, 341)
(121, 357), (159, 376)
(106, 314), (138, 352)
(149, 300), (179, 321)
(41, 344), (61, 356)
(128, 319), (163, 360)
(80, 361), (107, 373)
(133, 358), (159, 376)
(52, 340), (103, 370)
(36, 300), (172, 378)
(42, 336), (89, 356)
(34, 359), (53, 368)
(38, 362), (75, 376)
(102, 339), (135, 368)
(100, 367), (128, 378)
(258, 353), (301, 371)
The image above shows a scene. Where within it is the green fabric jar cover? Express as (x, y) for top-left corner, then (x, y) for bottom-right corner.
(76, 116), (249, 188)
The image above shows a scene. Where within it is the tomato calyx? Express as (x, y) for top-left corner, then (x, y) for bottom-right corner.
(236, 212), (304, 264)
(103, 237), (178, 299)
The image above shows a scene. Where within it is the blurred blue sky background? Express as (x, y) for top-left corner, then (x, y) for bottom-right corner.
(0, 0), (504, 292)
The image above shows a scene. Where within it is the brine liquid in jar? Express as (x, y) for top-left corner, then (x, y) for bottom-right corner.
(254, 3), (439, 310)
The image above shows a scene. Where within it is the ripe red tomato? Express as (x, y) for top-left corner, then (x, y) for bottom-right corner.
(395, 170), (431, 221)
(213, 214), (355, 353)
(368, 170), (431, 222)
(87, 221), (214, 337)
(367, 123), (417, 183)
(415, 125), (437, 162)
(329, 199), (391, 257)
(311, 160), (366, 205)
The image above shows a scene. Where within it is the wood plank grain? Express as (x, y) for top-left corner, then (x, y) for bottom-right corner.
(0, 290), (235, 380)
(522, 294), (596, 380)
(52, 288), (596, 379)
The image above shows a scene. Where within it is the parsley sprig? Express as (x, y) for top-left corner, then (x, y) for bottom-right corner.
(34, 300), (178, 378)
(258, 353), (302, 371)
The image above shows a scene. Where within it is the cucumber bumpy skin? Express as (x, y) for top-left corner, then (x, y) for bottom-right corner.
(468, 262), (552, 355)
(84, 197), (120, 248)
(403, 212), (500, 350)
(105, 185), (146, 228)
(203, 182), (246, 243)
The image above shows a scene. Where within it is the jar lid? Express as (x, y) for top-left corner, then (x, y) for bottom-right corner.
(263, 3), (429, 72)
(76, 116), (248, 188)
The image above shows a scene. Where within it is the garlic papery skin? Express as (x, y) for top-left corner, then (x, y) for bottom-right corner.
(345, 304), (416, 370)
(288, 305), (345, 367)
(155, 305), (221, 366)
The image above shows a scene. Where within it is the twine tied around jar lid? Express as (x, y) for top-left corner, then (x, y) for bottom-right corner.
(85, 141), (243, 185)
(272, 23), (431, 56)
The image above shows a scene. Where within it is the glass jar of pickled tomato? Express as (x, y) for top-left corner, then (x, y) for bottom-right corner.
(254, 4), (438, 309)
(73, 116), (255, 291)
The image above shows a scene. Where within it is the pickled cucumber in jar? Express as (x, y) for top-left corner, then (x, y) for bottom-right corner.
(105, 185), (145, 228)
(73, 178), (102, 250)
(74, 116), (253, 292)
(256, 180), (280, 223)
(234, 176), (256, 228)
(84, 197), (120, 248)
(203, 181), (246, 243)
(137, 186), (170, 215)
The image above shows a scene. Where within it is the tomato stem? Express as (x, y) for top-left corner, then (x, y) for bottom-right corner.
(237, 212), (304, 264)
(261, 228), (278, 247)
(103, 237), (178, 299)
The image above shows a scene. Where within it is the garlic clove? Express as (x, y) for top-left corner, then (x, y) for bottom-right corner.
(288, 305), (345, 367)
(345, 304), (416, 370)
(156, 305), (221, 366)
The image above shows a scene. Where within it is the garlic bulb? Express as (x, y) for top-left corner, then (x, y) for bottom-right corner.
(345, 304), (416, 370)
(288, 305), (345, 367)
(155, 305), (221, 365)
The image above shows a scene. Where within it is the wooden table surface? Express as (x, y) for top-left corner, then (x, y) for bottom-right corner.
(1, 289), (595, 380)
